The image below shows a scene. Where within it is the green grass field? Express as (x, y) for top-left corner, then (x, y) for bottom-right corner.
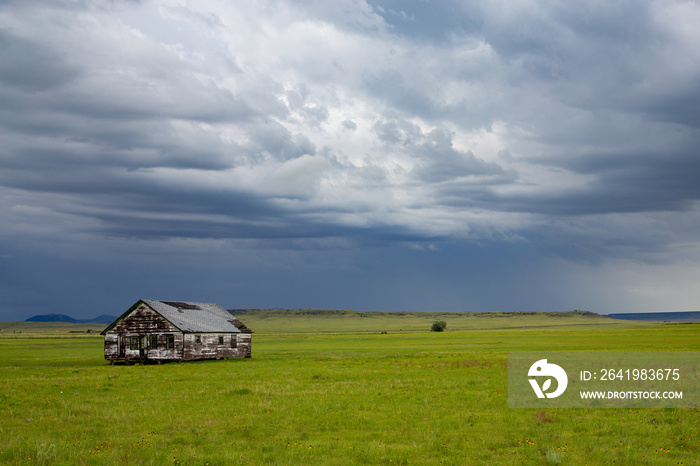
(0, 312), (698, 465)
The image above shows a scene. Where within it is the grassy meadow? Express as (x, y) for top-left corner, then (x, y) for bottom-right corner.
(0, 311), (698, 465)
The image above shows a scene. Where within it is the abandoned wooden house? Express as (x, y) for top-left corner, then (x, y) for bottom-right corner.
(101, 299), (252, 364)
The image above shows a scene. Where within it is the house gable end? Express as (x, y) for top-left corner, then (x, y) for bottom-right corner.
(103, 302), (181, 335)
(101, 300), (146, 335)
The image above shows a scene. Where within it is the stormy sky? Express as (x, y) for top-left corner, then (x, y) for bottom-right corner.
(2, 0), (700, 320)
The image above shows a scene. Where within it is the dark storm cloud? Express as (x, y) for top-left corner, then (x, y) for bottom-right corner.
(1, 0), (700, 319)
(410, 128), (505, 183)
(510, 144), (700, 216)
(0, 30), (81, 92)
(2, 0), (698, 243)
(437, 156), (700, 218)
(637, 92), (700, 129)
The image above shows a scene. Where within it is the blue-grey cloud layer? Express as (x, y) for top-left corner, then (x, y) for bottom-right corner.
(1, 0), (699, 319)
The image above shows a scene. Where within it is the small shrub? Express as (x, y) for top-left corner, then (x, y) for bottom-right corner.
(430, 321), (447, 332)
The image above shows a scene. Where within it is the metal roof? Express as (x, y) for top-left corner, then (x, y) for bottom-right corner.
(142, 300), (242, 333)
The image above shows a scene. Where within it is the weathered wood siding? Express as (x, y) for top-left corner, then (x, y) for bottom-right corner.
(104, 333), (120, 360)
(181, 333), (252, 360)
(237, 333), (252, 358)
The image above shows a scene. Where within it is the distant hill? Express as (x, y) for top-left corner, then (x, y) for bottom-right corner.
(25, 314), (78, 323)
(25, 314), (117, 324)
(606, 311), (700, 323)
